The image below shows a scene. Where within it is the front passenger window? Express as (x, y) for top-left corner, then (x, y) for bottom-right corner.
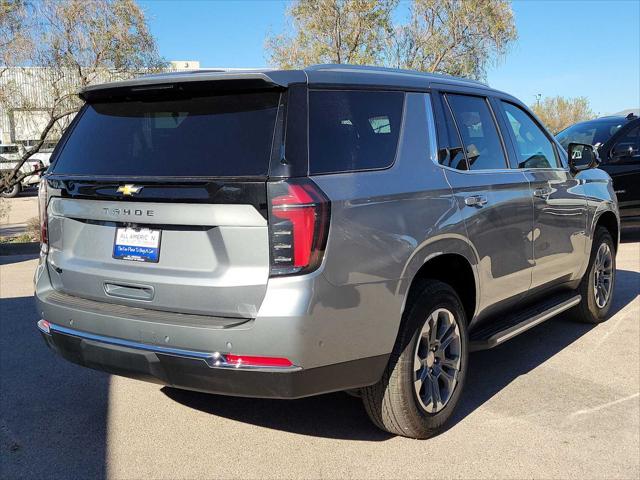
(500, 102), (560, 169)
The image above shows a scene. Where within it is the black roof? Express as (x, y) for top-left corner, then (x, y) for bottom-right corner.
(80, 64), (497, 101)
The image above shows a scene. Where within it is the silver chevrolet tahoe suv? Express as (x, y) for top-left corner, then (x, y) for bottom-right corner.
(35, 65), (619, 439)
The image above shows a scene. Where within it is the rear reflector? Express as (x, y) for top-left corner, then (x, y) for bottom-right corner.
(268, 179), (330, 276)
(37, 319), (51, 334)
(225, 354), (293, 368)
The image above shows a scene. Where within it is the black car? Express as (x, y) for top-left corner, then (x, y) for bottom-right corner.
(557, 113), (640, 227)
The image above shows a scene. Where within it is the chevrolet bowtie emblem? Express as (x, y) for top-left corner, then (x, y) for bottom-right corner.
(117, 184), (143, 196)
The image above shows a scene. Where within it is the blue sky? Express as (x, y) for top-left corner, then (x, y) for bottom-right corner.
(140, 0), (640, 115)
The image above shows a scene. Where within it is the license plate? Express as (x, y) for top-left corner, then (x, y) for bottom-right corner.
(113, 227), (161, 263)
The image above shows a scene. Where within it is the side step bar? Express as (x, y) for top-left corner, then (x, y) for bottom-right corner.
(469, 294), (581, 352)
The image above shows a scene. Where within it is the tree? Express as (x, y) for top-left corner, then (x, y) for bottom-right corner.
(0, 0), (165, 193)
(531, 96), (596, 134)
(266, 0), (397, 69)
(266, 0), (517, 80)
(388, 0), (516, 79)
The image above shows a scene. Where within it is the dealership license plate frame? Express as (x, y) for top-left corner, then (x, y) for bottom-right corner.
(113, 227), (162, 263)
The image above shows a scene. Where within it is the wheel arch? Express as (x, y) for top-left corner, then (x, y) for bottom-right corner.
(594, 209), (619, 252)
(398, 240), (479, 326)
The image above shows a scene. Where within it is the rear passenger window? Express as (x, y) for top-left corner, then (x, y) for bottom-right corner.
(437, 95), (468, 170)
(446, 94), (508, 170)
(500, 102), (560, 169)
(309, 90), (404, 174)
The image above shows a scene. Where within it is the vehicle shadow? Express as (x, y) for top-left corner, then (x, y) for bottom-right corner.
(162, 387), (392, 441)
(165, 268), (639, 441)
(0, 294), (109, 479)
(17, 187), (38, 198)
(0, 253), (39, 266)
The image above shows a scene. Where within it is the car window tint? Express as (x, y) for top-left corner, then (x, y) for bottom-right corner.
(501, 102), (559, 168)
(556, 120), (625, 149)
(612, 126), (640, 161)
(438, 95), (468, 170)
(309, 90), (404, 174)
(52, 92), (280, 177)
(445, 94), (507, 170)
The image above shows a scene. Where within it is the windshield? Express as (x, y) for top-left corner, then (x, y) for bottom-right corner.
(556, 119), (625, 150)
(52, 91), (280, 177)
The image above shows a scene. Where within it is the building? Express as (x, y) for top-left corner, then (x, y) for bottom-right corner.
(0, 61), (201, 145)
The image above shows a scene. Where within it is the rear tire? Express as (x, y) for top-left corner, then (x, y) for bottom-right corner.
(1, 183), (20, 198)
(570, 227), (616, 324)
(361, 280), (468, 439)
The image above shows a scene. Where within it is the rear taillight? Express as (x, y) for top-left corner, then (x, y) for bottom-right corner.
(38, 178), (48, 251)
(268, 179), (330, 276)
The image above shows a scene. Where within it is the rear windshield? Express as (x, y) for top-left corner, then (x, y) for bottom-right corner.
(52, 91), (280, 177)
(309, 90), (404, 174)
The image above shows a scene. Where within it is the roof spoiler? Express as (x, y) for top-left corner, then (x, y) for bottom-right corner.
(80, 71), (305, 102)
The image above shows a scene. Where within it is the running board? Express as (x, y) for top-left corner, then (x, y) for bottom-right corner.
(469, 294), (581, 352)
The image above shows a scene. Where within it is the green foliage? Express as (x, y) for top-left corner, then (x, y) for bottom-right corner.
(531, 96), (596, 134)
(266, 0), (517, 80)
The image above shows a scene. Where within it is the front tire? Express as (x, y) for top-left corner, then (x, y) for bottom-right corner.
(571, 227), (616, 324)
(361, 280), (468, 439)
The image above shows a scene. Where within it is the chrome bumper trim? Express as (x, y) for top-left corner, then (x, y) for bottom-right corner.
(37, 320), (299, 371)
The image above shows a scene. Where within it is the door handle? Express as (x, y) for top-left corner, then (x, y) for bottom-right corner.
(464, 195), (488, 207)
(533, 187), (552, 199)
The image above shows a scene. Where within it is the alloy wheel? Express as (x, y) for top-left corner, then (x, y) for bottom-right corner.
(413, 308), (462, 413)
(593, 242), (613, 309)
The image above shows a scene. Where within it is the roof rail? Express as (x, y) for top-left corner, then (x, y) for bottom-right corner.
(305, 63), (488, 86)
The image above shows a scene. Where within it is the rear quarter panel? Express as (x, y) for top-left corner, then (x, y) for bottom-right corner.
(576, 167), (620, 270)
(309, 92), (477, 359)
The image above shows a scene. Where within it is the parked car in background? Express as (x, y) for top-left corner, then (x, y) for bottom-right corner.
(27, 141), (58, 168)
(557, 113), (640, 227)
(36, 65), (619, 439)
(0, 143), (42, 197)
(0, 143), (25, 161)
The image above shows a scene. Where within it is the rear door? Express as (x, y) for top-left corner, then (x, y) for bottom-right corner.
(434, 91), (534, 317)
(45, 88), (283, 318)
(602, 124), (640, 219)
(496, 100), (587, 290)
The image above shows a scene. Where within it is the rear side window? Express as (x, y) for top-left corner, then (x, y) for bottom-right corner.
(52, 92), (280, 177)
(309, 90), (404, 175)
(437, 95), (468, 170)
(446, 94), (508, 170)
(611, 126), (640, 161)
(500, 102), (559, 169)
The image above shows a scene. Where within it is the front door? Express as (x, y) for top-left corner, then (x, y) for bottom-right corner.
(497, 100), (587, 290)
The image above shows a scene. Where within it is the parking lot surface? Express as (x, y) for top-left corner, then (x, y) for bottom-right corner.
(1, 235), (638, 480)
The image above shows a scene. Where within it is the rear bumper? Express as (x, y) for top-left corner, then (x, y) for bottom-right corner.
(37, 320), (388, 399)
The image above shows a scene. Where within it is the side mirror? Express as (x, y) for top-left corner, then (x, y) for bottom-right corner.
(568, 142), (600, 172)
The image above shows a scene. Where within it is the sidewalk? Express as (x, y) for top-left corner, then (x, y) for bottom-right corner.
(0, 192), (38, 237)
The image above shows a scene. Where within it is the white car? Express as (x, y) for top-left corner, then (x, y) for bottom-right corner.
(1, 144), (41, 197)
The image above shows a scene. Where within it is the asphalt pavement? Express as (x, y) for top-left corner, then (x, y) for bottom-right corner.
(1, 234), (638, 479)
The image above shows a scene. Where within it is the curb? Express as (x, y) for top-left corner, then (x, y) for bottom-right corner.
(0, 242), (41, 256)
